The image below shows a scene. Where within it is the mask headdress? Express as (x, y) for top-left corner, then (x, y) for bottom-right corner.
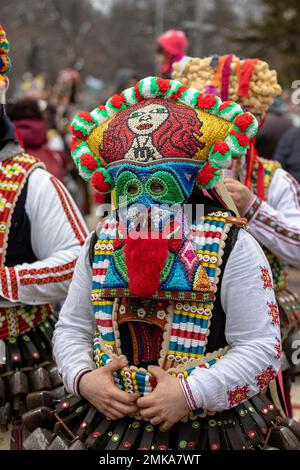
(172, 56), (281, 200)
(0, 25), (11, 108)
(70, 77), (258, 195)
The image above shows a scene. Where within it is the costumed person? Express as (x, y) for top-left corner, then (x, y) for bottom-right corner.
(7, 98), (67, 181)
(0, 25), (88, 449)
(172, 54), (300, 417)
(24, 77), (300, 450)
(156, 30), (188, 78)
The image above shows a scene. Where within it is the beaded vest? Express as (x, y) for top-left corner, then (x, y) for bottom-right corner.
(91, 211), (234, 398)
(0, 153), (53, 339)
(251, 157), (287, 291)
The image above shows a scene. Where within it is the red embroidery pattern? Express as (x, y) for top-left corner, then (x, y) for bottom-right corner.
(267, 301), (279, 326)
(19, 259), (77, 277)
(275, 337), (281, 360)
(50, 176), (87, 245)
(255, 366), (277, 390)
(8, 267), (18, 301)
(0, 268), (9, 298)
(228, 385), (249, 407)
(260, 266), (273, 289)
(20, 272), (73, 286)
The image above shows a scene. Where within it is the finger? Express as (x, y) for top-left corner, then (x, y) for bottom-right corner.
(110, 387), (139, 404)
(139, 407), (159, 419)
(223, 177), (238, 184)
(105, 410), (125, 420)
(111, 400), (139, 416)
(150, 415), (164, 426)
(147, 365), (167, 382)
(223, 182), (239, 192)
(137, 395), (154, 408)
(104, 357), (128, 373)
(159, 421), (172, 431)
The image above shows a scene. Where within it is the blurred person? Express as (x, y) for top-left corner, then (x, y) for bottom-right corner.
(173, 54), (300, 417)
(256, 97), (294, 159)
(0, 25), (88, 449)
(156, 29), (188, 78)
(7, 98), (67, 180)
(273, 126), (300, 183)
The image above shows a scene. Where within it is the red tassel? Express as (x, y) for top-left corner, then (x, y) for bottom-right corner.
(125, 236), (168, 297)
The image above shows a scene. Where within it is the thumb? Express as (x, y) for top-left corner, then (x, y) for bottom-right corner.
(104, 356), (128, 373)
(147, 365), (167, 382)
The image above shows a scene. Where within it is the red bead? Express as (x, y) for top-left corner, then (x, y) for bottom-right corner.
(92, 431), (101, 438)
(157, 444), (167, 450)
(210, 442), (220, 451)
(61, 401), (70, 409)
(122, 441), (132, 449)
(248, 430), (256, 439)
(187, 441), (196, 449)
(80, 421), (87, 428)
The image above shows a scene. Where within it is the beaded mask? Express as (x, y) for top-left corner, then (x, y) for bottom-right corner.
(71, 76), (258, 199)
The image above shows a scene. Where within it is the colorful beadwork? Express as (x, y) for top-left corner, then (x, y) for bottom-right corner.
(0, 153), (44, 267)
(0, 304), (53, 340)
(91, 212), (231, 397)
(71, 77), (258, 193)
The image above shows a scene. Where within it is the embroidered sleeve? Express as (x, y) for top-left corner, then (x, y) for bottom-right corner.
(182, 230), (280, 412)
(52, 234), (96, 395)
(0, 169), (88, 304)
(246, 169), (300, 269)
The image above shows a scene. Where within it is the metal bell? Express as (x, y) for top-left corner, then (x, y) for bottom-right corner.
(270, 426), (300, 450)
(9, 370), (29, 396)
(23, 427), (54, 450)
(22, 406), (54, 432)
(46, 362), (63, 388)
(26, 391), (54, 410)
(29, 367), (52, 392)
(0, 402), (12, 432)
(47, 434), (70, 450)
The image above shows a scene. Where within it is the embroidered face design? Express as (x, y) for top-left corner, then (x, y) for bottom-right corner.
(127, 103), (169, 135)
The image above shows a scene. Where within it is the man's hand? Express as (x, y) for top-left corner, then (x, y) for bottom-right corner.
(223, 177), (255, 215)
(137, 366), (189, 431)
(78, 358), (139, 420)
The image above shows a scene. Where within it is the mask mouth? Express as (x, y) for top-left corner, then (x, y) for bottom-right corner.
(121, 203), (181, 238)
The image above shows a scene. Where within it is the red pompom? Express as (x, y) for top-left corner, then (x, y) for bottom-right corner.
(157, 77), (171, 95)
(110, 93), (126, 109)
(219, 101), (232, 111)
(212, 142), (230, 156)
(91, 171), (111, 192)
(196, 163), (217, 187)
(70, 137), (81, 152)
(234, 113), (253, 132)
(80, 153), (98, 172)
(77, 111), (94, 123)
(230, 130), (249, 147)
(134, 83), (144, 102)
(170, 85), (188, 101)
(196, 93), (217, 110)
(71, 125), (85, 140)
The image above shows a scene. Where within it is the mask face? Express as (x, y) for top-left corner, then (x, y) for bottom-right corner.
(108, 161), (200, 232)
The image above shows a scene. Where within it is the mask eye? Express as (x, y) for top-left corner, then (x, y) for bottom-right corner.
(127, 184), (139, 195)
(150, 182), (164, 194)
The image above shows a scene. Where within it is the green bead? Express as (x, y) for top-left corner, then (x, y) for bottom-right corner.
(8, 338), (16, 344)
(132, 421), (140, 429)
(111, 434), (120, 442)
(239, 409), (246, 417)
(23, 335), (30, 342)
(75, 406), (83, 414)
(208, 419), (217, 427)
(179, 440), (187, 449)
(145, 424), (154, 432)
(192, 421), (200, 429)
